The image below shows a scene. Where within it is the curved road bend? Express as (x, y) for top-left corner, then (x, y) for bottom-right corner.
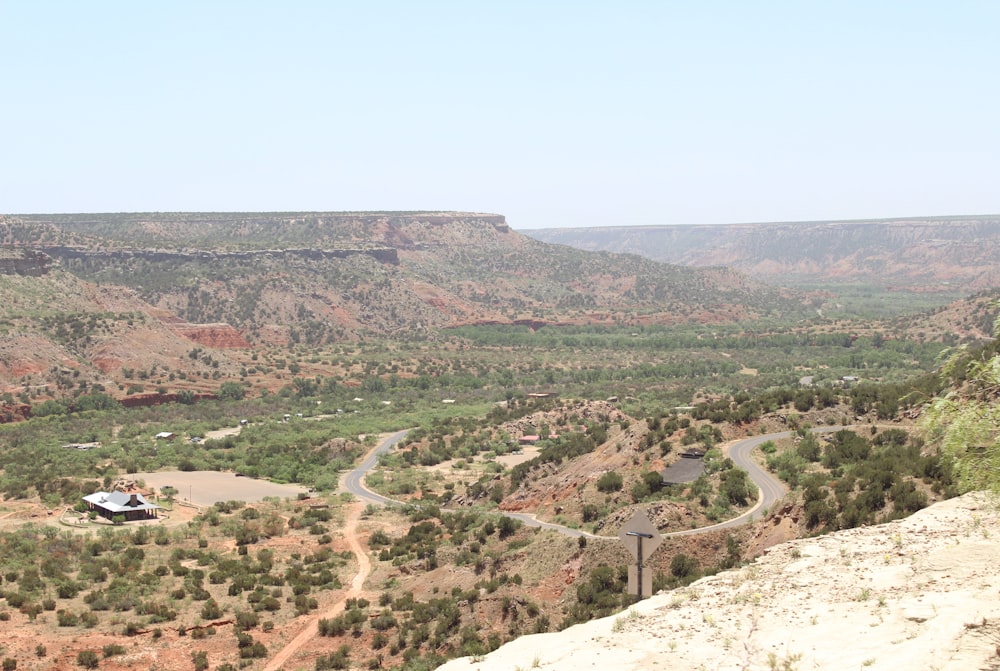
(267, 427), (846, 667)
(344, 426), (845, 540)
(342, 430), (411, 505)
(667, 425), (845, 537)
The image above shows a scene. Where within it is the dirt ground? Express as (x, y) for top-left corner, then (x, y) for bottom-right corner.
(428, 446), (541, 473)
(131, 470), (308, 506)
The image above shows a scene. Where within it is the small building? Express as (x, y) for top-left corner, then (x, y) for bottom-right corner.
(62, 442), (101, 450)
(519, 435), (541, 444)
(82, 491), (161, 522)
(154, 431), (175, 440)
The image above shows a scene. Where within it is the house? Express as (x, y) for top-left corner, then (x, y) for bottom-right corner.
(82, 491), (161, 522)
(154, 431), (175, 440)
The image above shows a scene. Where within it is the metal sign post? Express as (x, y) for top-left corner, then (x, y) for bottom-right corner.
(618, 509), (663, 601)
(626, 531), (653, 599)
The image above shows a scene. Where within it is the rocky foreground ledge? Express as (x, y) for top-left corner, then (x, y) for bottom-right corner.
(441, 493), (1000, 671)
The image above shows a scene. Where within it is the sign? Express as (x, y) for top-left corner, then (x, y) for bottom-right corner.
(618, 508), (662, 562)
(618, 508), (663, 600)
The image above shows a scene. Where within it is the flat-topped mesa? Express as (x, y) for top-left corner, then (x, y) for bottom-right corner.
(388, 213), (509, 231)
(0, 249), (54, 276)
(38, 245), (400, 266)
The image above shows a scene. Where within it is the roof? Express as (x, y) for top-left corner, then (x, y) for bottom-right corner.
(82, 491), (160, 513)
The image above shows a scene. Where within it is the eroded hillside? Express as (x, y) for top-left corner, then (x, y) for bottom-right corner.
(3, 212), (809, 345)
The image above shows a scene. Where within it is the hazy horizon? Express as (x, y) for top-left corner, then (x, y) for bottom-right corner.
(3, 2), (998, 229)
(7, 210), (1000, 233)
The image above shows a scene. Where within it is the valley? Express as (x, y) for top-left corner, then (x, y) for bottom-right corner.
(0, 211), (994, 670)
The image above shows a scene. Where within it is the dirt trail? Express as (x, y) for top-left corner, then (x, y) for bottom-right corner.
(262, 500), (371, 671)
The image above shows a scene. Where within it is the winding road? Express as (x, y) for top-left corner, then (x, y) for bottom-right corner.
(342, 430), (411, 506)
(266, 425), (842, 667)
(342, 426), (846, 539)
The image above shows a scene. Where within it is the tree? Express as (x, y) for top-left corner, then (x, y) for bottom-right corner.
(497, 516), (519, 539)
(32, 399), (66, 417)
(670, 553), (698, 579)
(218, 382), (245, 401)
(922, 317), (1000, 494)
(719, 468), (756, 506)
(292, 377), (318, 398)
(596, 471), (623, 493)
(641, 471), (663, 494)
(795, 434), (821, 462)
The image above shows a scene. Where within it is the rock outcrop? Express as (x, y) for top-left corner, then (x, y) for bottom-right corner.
(169, 323), (250, 349)
(0, 249), (53, 276)
(440, 492), (1000, 671)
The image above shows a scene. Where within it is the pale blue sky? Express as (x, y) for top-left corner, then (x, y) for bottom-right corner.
(3, 1), (998, 229)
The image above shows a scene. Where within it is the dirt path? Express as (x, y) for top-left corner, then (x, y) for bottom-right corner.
(263, 499), (371, 671)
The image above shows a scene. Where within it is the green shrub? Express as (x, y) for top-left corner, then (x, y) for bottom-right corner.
(76, 650), (99, 668)
(101, 644), (126, 658)
(596, 471), (623, 493)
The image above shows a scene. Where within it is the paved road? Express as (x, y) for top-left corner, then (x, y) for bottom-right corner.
(343, 426), (846, 539)
(341, 429), (410, 505)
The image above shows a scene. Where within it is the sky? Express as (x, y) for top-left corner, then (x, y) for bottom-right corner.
(2, 1), (999, 229)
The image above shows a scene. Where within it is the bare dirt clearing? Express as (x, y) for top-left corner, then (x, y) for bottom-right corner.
(203, 426), (242, 440)
(132, 470), (308, 506)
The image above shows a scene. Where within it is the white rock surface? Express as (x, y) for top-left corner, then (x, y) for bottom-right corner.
(440, 492), (1000, 671)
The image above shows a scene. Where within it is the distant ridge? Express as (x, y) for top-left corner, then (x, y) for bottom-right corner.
(526, 215), (1000, 290)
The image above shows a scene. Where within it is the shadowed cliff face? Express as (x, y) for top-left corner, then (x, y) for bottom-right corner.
(527, 216), (1000, 290)
(0, 249), (53, 276)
